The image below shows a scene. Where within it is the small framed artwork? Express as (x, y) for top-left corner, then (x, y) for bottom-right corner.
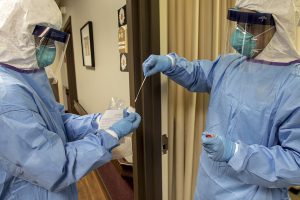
(118, 5), (127, 27)
(80, 21), (95, 67)
(120, 53), (128, 72)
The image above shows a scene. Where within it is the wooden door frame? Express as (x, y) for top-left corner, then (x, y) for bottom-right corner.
(127, 0), (162, 200)
(63, 17), (79, 114)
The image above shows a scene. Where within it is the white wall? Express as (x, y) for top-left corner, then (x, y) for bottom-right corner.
(60, 0), (129, 113)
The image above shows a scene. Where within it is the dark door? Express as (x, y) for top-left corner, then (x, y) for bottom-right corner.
(63, 17), (78, 114)
(127, 0), (163, 199)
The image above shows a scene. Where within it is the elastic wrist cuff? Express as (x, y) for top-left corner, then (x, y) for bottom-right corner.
(166, 54), (175, 67)
(105, 129), (119, 140)
(234, 143), (239, 154)
(100, 132), (119, 150)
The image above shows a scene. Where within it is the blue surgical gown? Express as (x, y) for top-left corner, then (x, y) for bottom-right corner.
(0, 63), (119, 199)
(164, 53), (300, 200)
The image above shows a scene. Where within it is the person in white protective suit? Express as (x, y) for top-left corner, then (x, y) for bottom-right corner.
(0, 0), (141, 199)
(142, 0), (300, 199)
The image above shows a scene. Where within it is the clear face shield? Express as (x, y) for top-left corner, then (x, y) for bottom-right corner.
(226, 8), (276, 58)
(32, 25), (70, 82)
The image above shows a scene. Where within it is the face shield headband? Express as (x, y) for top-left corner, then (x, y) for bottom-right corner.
(33, 25), (69, 44)
(227, 8), (276, 26)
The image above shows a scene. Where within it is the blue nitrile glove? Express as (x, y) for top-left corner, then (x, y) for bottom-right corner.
(202, 132), (236, 162)
(142, 54), (172, 77)
(109, 112), (141, 139)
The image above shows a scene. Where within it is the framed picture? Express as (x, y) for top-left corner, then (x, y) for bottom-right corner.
(118, 5), (127, 27)
(80, 21), (95, 67)
(120, 53), (128, 72)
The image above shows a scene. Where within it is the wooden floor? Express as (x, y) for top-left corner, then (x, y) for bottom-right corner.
(77, 170), (110, 200)
(290, 192), (300, 200)
(77, 173), (300, 200)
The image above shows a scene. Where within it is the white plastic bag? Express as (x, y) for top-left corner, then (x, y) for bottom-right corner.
(99, 97), (134, 161)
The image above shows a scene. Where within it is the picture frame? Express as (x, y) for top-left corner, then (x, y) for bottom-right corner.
(80, 21), (95, 67)
(120, 53), (128, 72)
(118, 5), (127, 27)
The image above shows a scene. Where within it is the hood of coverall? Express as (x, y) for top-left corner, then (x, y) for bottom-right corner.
(235, 0), (300, 63)
(0, 0), (62, 70)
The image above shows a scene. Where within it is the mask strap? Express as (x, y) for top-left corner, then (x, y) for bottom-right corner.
(36, 37), (56, 48)
(236, 25), (247, 34)
(252, 26), (275, 40)
(252, 49), (263, 53)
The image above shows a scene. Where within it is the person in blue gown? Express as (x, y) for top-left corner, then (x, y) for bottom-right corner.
(0, 0), (141, 199)
(143, 0), (300, 199)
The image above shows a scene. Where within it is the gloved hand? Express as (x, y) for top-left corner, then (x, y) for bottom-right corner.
(201, 132), (236, 162)
(142, 54), (172, 77)
(109, 112), (141, 139)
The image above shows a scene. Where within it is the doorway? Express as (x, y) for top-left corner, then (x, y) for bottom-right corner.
(63, 17), (78, 114)
(59, 2), (164, 200)
(127, 0), (163, 200)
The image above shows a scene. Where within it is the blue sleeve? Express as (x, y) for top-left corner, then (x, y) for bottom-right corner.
(62, 112), (102, 141)
(228, 79), (300, 188)
(163, 53), (222, 93)
(0, 109), (118, 192)
(56, 103), (102, 141)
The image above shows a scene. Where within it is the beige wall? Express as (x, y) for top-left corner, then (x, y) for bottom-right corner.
(60, 0), (129, 113)
(160, 0), (168, 200)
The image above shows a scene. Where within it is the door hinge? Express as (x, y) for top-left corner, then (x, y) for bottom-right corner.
(162, 134), (168, 154)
